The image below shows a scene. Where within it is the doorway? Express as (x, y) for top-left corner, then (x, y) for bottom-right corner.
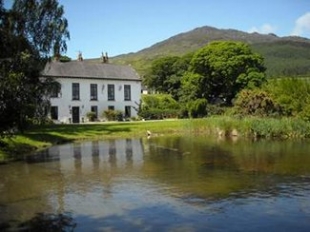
(72, 106), (80, 123)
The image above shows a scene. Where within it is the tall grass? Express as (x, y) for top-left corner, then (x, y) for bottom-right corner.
(181, 116), (310, 139)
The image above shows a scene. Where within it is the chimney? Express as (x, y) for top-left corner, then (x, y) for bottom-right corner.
(101, 52), (106, 63)
(54, 53), (60, 62)
(101, 52), (109, 63)
(105, 52), (109, 63)
(77, 51), (83, 61)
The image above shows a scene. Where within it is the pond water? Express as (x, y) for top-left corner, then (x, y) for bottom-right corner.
(1, 135), (310, 231)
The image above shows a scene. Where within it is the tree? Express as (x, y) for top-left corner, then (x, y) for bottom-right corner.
(144, 53), (192, 99)
(12, 0), (70, 56)
(264, 78), (310, 117)
(144, 56), (180, 93)
(186, 41), (266, 105)
(0, 0), (69, 135)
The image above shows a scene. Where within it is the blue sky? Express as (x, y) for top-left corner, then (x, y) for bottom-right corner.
(5, 0), (310, 59)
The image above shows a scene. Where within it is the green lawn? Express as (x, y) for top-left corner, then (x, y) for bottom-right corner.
(0, 120), (186, 162)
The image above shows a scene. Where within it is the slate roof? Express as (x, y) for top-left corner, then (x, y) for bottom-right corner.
(42, 61), (141, 81)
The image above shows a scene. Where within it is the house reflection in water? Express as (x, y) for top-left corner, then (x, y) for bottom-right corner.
(47, 138), (145, 176)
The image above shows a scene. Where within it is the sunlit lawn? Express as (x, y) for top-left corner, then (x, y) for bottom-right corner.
(0, 120), (187, 161)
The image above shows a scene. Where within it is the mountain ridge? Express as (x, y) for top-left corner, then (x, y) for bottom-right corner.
(108, 25), (310, 77)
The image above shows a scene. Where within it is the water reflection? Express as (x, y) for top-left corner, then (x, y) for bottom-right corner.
(1, 136), (310, 231)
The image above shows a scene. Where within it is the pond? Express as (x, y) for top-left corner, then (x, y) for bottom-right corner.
(1, 135), (310, 231)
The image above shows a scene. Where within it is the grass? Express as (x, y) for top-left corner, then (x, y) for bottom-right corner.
(1, 117), (310, 162)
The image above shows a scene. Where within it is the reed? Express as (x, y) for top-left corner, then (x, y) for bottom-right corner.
(184, 116), (310, 139)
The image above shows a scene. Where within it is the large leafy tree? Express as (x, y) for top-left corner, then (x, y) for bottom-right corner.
(0, 0), (69, 135)
(186, 41), (266, 105)
(144, 54), (192, 99)
(144, 56), (180, 93)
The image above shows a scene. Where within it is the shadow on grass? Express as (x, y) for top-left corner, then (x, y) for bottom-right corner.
(30, 123), (134, 138)
(0, 133), (72, 163)
(1, 122), (150, 163)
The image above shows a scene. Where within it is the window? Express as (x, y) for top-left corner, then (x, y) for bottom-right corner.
(91, 106), (98, 119)
(90, 84), (98, 100)
(108, 84), (115, 101)
(108, 105), (114, 111)
(72, 83), (80, 100)
(124, 85), (131, 101)
(50, 106), (58, 120)
(51, 84), (61, 98)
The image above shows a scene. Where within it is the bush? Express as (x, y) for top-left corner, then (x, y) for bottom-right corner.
(298, 104), (310, 122)
(86, 112), (97, 122)
(207, 104), (227, 116)
(264, 78), (310, 117)
(139, 94), (180, 119)
(139, 108), (179, 120)
(103, 110), (123, 121)
(233, 89), (279, 117)
(187, 98), (208, 118)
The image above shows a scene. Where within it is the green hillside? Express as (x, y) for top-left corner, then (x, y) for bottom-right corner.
(108, 26), (310, 78)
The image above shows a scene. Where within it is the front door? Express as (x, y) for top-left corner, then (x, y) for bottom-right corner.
(72, 106), (80, 123)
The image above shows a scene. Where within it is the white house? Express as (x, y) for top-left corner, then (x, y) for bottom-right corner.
(41, 55), (141, 123)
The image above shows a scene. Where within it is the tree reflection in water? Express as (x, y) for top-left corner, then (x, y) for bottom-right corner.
(1, 137), (310, 231)
(1, 213), (76, 232)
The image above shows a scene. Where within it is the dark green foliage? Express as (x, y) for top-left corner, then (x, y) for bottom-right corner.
(86, 111), (97, 121)
(139, 94), (180, 119)
(183, 41), (266, 105)
(252, 41), (310, 77)
(103, 110), (123, 121)
(264, 78), (310, 117)
(143, 55), (191, 99)
(233, 89), (279, 117)
(187, 98), (208, 118)
(206, 104), (227, 116)
(179, 72), (205, 102)
(0, 0), (69, 136)
(12, 0), (70, 55)
(59, 55), (71, 62)
(298, 105), (310, 122)
(144, 56), (179, 92)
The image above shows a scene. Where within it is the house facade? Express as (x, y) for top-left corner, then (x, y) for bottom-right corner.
(42, 57), (141, 123)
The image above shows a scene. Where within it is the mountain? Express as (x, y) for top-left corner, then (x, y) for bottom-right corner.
(108, 26), (310, 77)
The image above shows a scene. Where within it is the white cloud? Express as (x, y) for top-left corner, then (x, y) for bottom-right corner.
(248, 24), (277, 34)
(291, 12), (310, 37)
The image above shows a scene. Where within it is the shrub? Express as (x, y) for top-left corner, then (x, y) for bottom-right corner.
(298, 104), (310, 122)
(139, 94), (180, 119)
(233, 89), (279, 117)
(264, 78), (310, 117)
(187, 98), (208, 118)
(103, 110), (123, 121)
(86, 112), (97, 122)
(207, 104), (227, 116)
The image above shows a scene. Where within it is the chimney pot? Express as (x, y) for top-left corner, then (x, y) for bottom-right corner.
(78, 51), (83, 61)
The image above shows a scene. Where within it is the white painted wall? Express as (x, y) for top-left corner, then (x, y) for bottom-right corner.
(50, 77), (141, 123)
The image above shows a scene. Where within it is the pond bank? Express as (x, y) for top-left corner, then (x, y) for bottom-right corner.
(1, 117), (310, 162)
